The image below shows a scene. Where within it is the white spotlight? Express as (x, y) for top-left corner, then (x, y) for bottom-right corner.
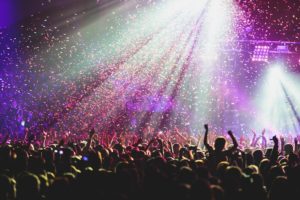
(269, 64), (283, 79)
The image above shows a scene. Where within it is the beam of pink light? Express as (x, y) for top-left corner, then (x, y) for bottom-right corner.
(44, 14), (184, 128)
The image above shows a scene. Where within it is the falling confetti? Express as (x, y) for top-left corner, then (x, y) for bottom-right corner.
(0, 0), (299, 137)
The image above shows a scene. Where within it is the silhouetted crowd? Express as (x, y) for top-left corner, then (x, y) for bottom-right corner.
(0, 125), (300, 200)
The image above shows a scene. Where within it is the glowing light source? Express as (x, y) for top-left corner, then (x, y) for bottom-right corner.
(253, 62), (300, 137)
(276, 45), (289, 53)
(21, 121), (26, 126)
(252, 45), (270, 62)
(269, 64), (283, 79)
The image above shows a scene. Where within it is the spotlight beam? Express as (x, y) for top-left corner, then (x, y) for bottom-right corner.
(280, 82), (300, 127)
(41, 12), (185, 128)
(158, 15), (203, 130)
(136, 17), (202, 133)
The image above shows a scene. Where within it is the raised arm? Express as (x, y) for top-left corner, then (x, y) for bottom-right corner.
(157, 138), (164, 155)
(196, 131), (202, 149)
(168, 140), (174, 154)
(83, 128), (96, 153)
(280, 136), (285, 155)
(174, 127), (187, 144)
(270, 135), (279, 165)
(294, 137), (298, 154)
(261, 129), (267, 149)
(146, 137), (156, 151)
(203, 124), (213, 151)
(41, 131), (47, 148)
(228, 130), (238, 150)
(250, 129), (257, 147)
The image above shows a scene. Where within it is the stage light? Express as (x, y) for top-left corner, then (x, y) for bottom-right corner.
(21, 121), (26, 126)
(276, 45), (289, 53)
(200, 49), (218, 62)
(269, 64), (283, 79)
(253, 62), (300, 136)
(252, 45), (270, 62)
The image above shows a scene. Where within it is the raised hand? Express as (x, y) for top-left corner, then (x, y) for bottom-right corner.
(204, 124), (208, 131)
(280, 136), (285, 143)
(228, 130), (238, 149)
(89, 128), (96, 138)
(250, 129), (257, 136)
(272, 135), (279, 144)
(41, 131), (47, 140)
(174, 127), (180, 134)
(295, 138), (299, 153)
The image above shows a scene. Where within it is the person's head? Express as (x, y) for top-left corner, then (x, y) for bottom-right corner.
(269, 176), (290, 200)
(28, 156), (44, 174)
(223, 166), (242, 191)
(178, 166), (197, 184)
(216, 161), (230, 180)
(16, 172), (40, 200)
(190, 179), (212, 200)
(284, 144), (293, 155)
(47, 177), (70, 200)
(179, 147), (190, 159)
(0, 175), (16, 200)
(164, 151), (173, 159)
(195, 166), (209, 180)
(251, 173), (264, 189)
(194, 159), (205, 168)
(248, 164), (259, 174)
(113, 143), (125, 155)
(84, 150), (103, 170)
(253, 149), (263, 165)
(211, 185), (224, 200)
(172, 183), (191, 200)
(0, 146), (12, 170)
(287, 153), (299, 167)
(173, 143), (181, 155)
(259, 158), (271, 177)
(266, 165), (285, 190)
(42, 148), (54, 162)
(265, 148), (273, 159)
(245, 152), (254, 165)
(194, 151), (205, 160)
(14, 148), (29, 172)
(214, 137), (226, 151)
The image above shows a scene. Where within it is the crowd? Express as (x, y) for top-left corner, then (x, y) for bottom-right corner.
(1, 0), (300, 199)
(0, 124), (300, 200)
